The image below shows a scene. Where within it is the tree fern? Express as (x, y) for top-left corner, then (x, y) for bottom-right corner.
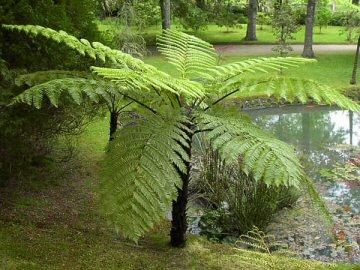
(100, 111), (190, 241)
(5, 25), (360, 247)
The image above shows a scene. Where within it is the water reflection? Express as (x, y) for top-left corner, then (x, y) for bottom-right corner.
(248, 105), (360, 213)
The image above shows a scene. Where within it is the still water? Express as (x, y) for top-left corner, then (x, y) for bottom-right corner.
(249, 105), (360, 214)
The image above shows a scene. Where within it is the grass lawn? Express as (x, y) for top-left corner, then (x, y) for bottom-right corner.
(0, 117), (357, 270)
(145, 53), (357, 89)
(97, 18), (354, 46)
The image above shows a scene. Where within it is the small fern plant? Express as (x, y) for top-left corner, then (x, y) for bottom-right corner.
(4, 25), (360, 247)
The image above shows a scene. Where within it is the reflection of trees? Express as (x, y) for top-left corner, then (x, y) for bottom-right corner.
(254, 110), (349, 177)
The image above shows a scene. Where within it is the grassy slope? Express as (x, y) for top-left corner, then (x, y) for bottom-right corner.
(97, 19), (354, 46)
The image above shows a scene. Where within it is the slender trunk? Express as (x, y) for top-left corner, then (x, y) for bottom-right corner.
(245, 0), (258, 41)
(302, 0), (316, 58)
(160, 0), (171, 30)
(350, 35), (360, 85)
(170, 123), (193, 247)
(109, 111), (119, 141)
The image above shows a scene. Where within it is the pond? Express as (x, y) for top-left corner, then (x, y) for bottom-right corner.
(249, 105), (360, 262)
(250, 105), (359, 213)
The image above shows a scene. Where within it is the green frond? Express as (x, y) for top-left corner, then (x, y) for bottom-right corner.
(15, 70), (90, 87)
(92, 66), (205, 98)
(226, 77), (360, 112)
(196, 111), (304, 187)
(157, 29), (217, 78)
(100, 112), (191, 241)
(203, 57), (315, 82)
(1, 24), (153, 71)
(11, 78), (119, 108)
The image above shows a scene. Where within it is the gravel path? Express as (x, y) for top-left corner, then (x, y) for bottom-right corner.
(214, 44), (357, 55)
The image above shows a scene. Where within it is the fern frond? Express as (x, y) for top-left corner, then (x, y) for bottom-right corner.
(15, 70), (90, 87)
(208, 77), (360, 112)
(157, 29), (217, 78)
(11, 78), (119, 108)
(203, 57), (315, 82)
(2, 24), (153, 71)
(196, 111), (304, 187)
(100, 111), (191, 241)
(92, 66), (205, 98)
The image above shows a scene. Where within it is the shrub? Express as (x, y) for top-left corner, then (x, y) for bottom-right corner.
(0, 62), (96, 185)
(194, 144), (300, 243)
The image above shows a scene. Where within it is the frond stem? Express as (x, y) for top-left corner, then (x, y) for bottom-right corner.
(204, 80), (269, 111)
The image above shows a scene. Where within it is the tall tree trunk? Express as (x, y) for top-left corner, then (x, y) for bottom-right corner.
(170, 124), (193, 247)
(350, 35), (360, 85)
(160, 0), (171, 30)
(302, 0), (316, 58)
(245, 0), (258, 41)
(109, 111), (119, 141)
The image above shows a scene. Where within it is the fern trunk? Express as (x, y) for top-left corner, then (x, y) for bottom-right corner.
(109, 111), (119, 141)
(170, 122), (193, 247)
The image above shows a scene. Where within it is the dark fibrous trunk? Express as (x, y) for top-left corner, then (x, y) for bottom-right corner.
(160, 0), (171, 30)
(350, 35), (360, 85)
(302, 0), (316, 58)
(245, 0), (258, 41)
(109, 111), (119, 141)
(170, 123), (193, 247)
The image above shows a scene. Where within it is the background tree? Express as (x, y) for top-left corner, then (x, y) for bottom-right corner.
(272, 0), (299, 56)
(302, 0), (317, 58)
(316, 0), (332, 33)
(245, 0), (258, 40)
(350, 34), (360, 84)
(160, 0), (171, 29)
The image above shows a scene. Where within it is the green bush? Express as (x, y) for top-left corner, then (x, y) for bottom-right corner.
(0, 1), (101, 183)
(195, 146), (300, 243)
(0, 62), (96, 185)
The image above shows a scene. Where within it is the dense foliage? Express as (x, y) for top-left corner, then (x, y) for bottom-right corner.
(0, 0), (101, 182)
